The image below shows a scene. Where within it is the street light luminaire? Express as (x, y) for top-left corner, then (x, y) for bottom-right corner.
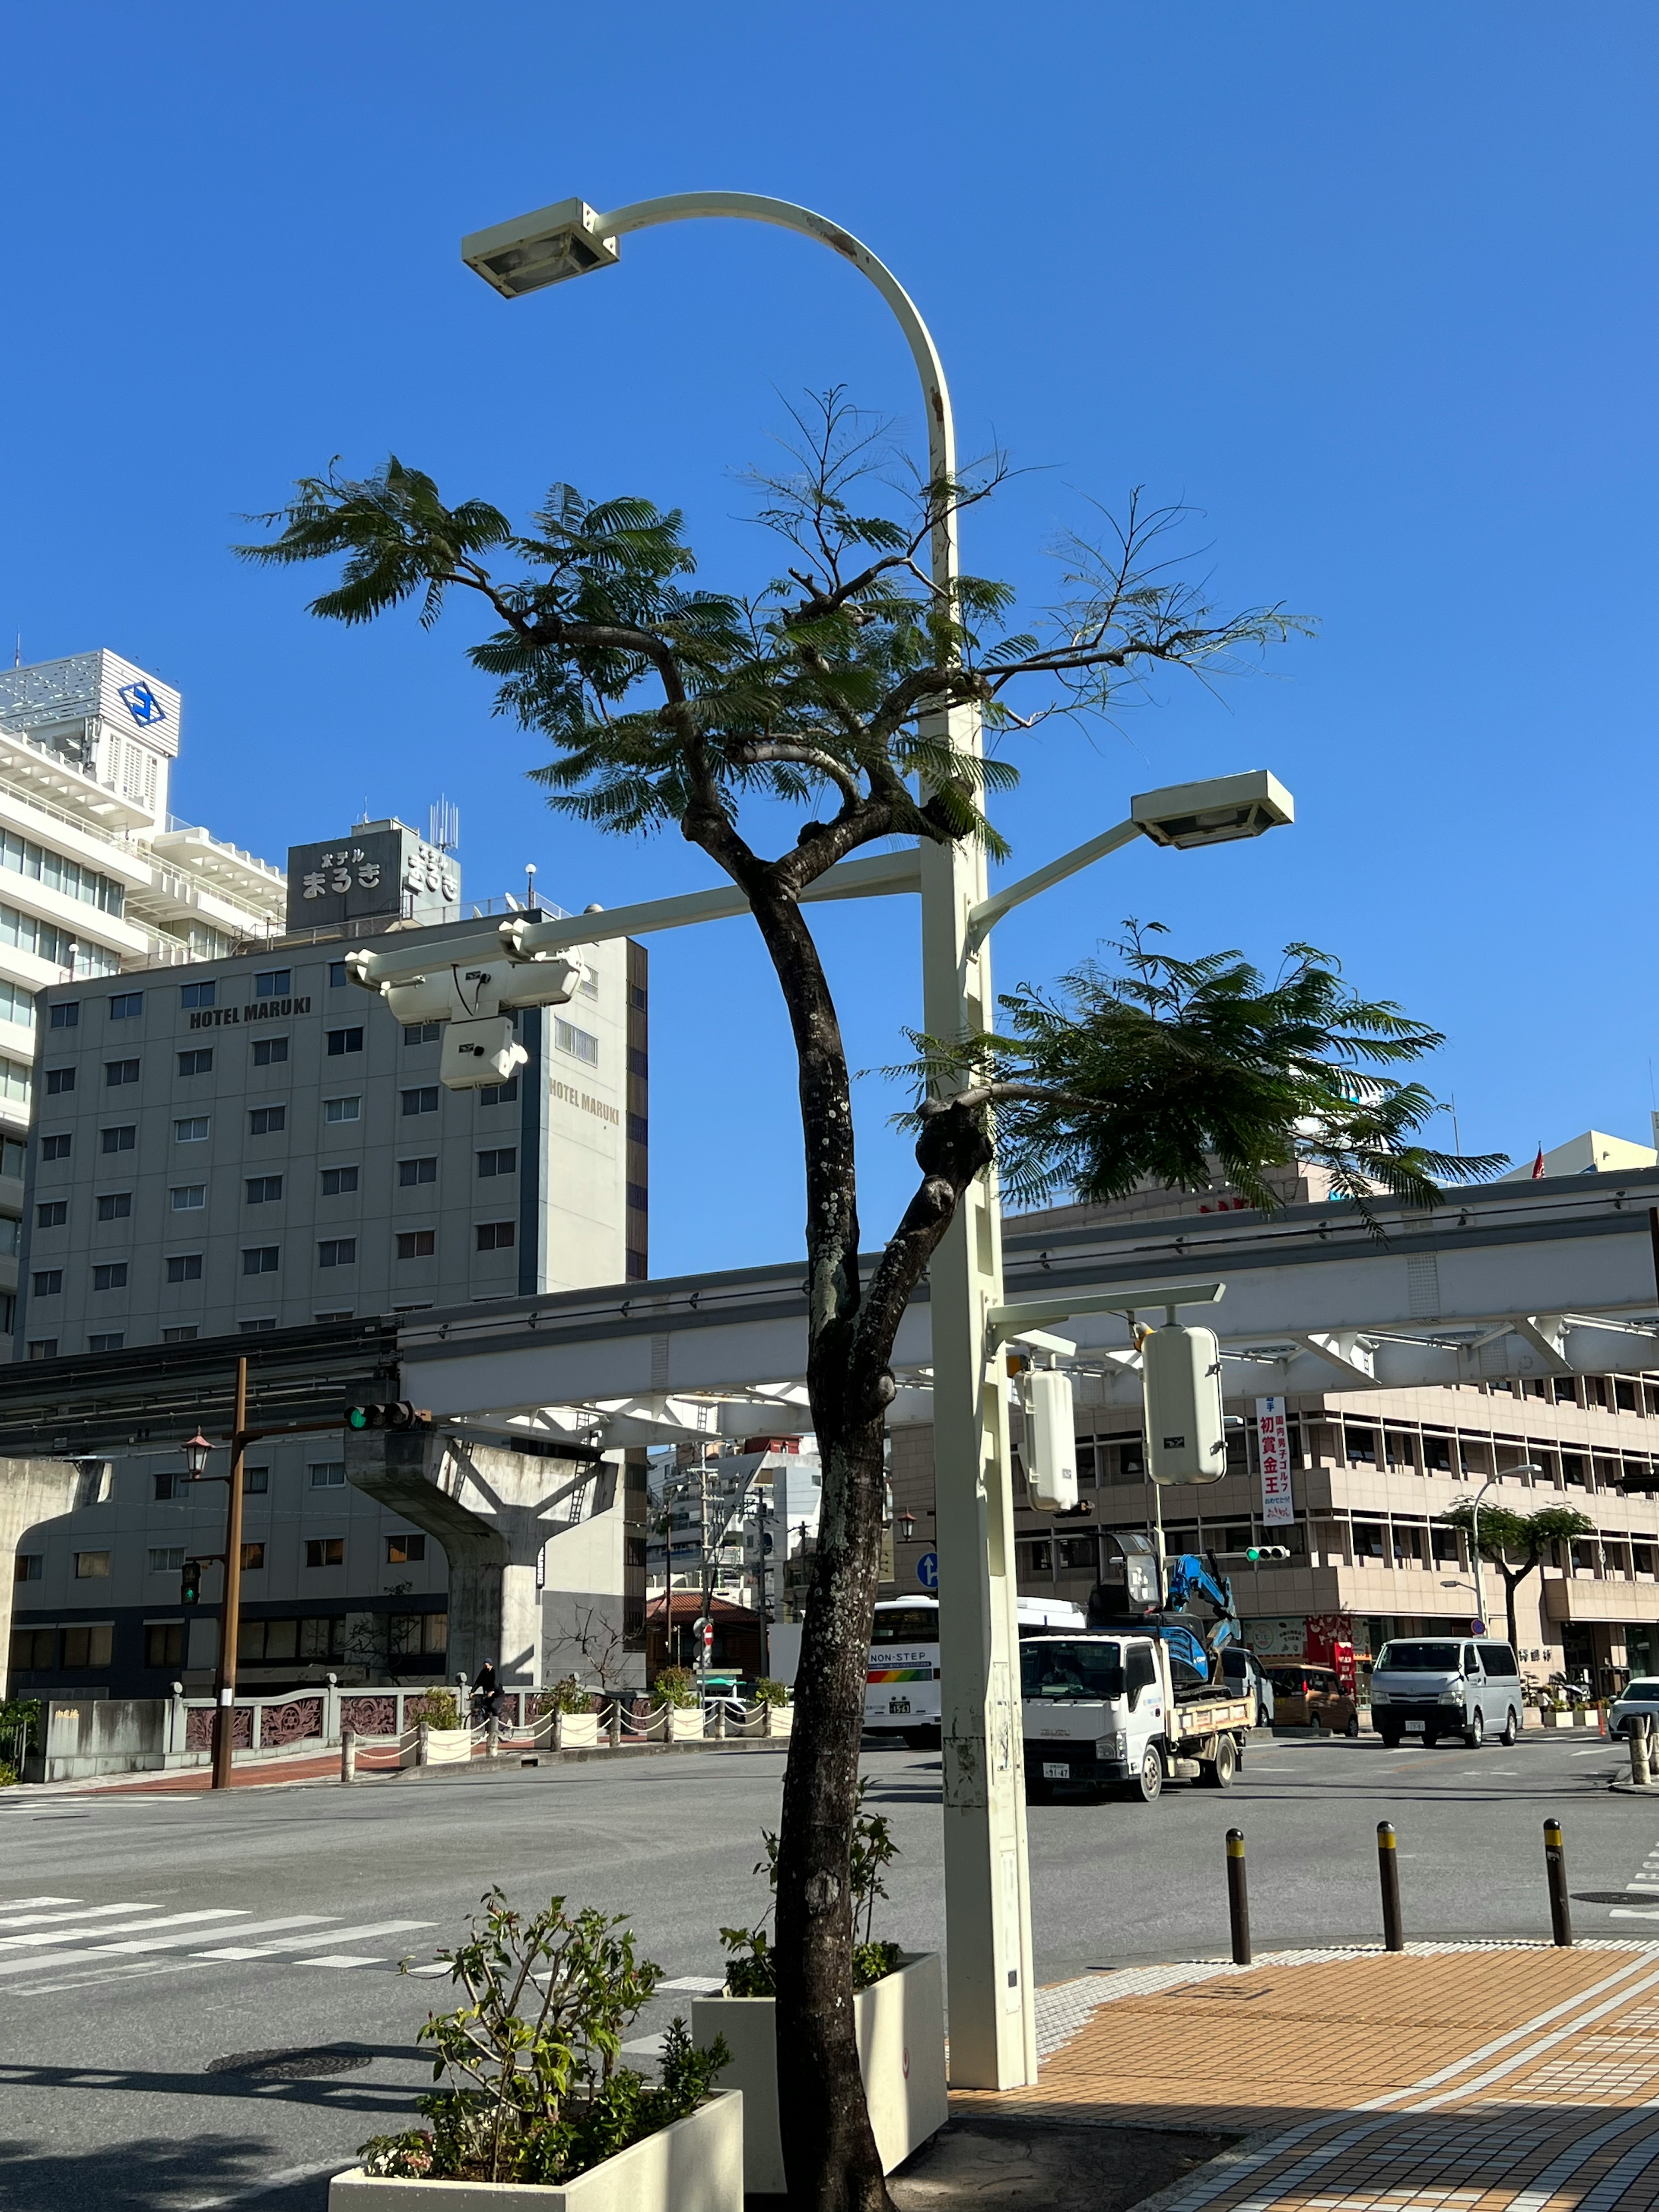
(181, 1430), (213, 1479)
(461, 200), (620, 297)
(1131, 770), (1295, 852)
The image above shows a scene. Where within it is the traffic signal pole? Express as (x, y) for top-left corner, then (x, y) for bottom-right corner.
(211, 1358), (250, 1792)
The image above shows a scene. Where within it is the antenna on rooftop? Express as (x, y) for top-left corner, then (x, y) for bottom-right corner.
(429, 796), (460, 852)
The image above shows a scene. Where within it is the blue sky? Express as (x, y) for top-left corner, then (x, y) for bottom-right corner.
(2, 5), (1655, 1273)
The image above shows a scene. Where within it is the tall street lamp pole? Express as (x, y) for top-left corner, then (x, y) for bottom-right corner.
(450, 192), (1294, 2088)
(181, 1356), (251, 1790)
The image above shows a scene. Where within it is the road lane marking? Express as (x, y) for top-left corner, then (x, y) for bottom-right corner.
(0, 1904), (168, 1942)
(197, 1919), (436, 1958)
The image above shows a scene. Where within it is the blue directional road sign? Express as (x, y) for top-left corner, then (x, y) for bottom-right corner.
(916, 1551), (939, 1590)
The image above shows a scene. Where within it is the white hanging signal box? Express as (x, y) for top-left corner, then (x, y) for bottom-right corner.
(1143, 1324), (1228, 1485)
(1024, 1368), (1079, 1513)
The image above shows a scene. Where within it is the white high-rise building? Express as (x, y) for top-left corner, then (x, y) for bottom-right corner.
(0, 651), (287, 1340)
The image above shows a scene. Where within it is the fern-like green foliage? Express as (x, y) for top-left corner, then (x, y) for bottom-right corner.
(890, 923), (1506, 1220)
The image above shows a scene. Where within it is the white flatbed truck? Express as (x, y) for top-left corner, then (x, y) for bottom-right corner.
(1021, 1629), (1255, 1801)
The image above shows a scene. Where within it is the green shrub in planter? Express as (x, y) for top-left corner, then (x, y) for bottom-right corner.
(359, 1889), (728, 2187)
(721, 1779), (902, 1996)
(409, 1690), (462, 1731)
(751, 1679), (790, 1708)
(543, 1677), (597, 1716)
(651, 1668), (699, 1710)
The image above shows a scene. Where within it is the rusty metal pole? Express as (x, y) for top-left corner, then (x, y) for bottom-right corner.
(1225, 1829), (1251, 1966)
(211, 1357), (250, 1791)
(1377, 1821), (1405, 1951)
(1545, 1818), (1573, 1946)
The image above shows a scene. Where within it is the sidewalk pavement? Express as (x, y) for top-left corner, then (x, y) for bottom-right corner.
(933, 1939), (1659, 2212)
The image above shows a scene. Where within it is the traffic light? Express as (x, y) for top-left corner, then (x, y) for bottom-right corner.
(1244, 1546), (1290, 1564)
(346, 1402), (431, 1432)
(181, 1559), (203, 1606)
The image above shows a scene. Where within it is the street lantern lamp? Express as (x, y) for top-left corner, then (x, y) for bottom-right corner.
(181, 1430), (213, 1478)
(898, 1511), (917, 1545)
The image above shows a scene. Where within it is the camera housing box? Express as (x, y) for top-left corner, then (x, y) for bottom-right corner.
(440, 1015), (529, 1090)
(1143, 1324), (1227, 1484)
(1024, 1367), (1079, 1513)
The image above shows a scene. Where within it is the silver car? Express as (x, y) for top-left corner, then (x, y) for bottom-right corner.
(1610, 1678), (1659, 1737)
(1370, 1637), (1524, 1748)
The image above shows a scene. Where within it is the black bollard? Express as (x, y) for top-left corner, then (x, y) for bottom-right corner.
(1544, 1818), (1573, 1947)
(1377, 1821), (1405, 1952)
(1226, 1827), (1252, 1966)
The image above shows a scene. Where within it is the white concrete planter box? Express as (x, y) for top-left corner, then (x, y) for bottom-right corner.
(668, 1707), (706, 1743)
(691, 1952), (947, 2195)
(765, 1706), (793, 1739)
(407, 1727), (473, 1768)
(328, 2090), (741, 2212)
(556, 1713), (599, 1748)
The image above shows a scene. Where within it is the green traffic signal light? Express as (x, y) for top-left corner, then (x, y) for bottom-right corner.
(347, 1406), (370, 1430)
(181, 1558), (203, 1606)
(1246, 1548), (1261, 1562)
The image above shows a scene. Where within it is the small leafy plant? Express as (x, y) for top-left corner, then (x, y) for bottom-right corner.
(359, 1891), (728, 2187)
(752, 1678), (791, 1707)
(651, 1667), (699, 1710)
(721, 1780), (902, 1996)
(543, 1676), (596, 1716)
(409, 1689), (461, 1730)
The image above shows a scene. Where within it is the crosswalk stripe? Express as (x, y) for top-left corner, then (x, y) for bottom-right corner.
(206, 1920), (436, 1957)
(96, 1916), (333, 1956)
(293, 1955), (383, 1969)
(0, 1905), (170, 1944)
(0, 1914), (250, 1976)
(0, 1898), (85, 1919)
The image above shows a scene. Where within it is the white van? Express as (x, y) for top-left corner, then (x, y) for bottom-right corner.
(1370, 1637), (1524, 1748)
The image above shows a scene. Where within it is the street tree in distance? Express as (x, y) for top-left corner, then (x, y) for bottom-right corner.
(241, 396), (1502, 2212)
(1438, 1498), (1595, 1654)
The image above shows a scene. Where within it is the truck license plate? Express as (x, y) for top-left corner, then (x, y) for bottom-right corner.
(1042, 1761), (1068, 1779)
(1404, 1719), (1425, 1733)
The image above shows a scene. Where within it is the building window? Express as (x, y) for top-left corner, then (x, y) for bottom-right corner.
(581, 971), (599, 999)
(326, 1027), (364, 1056)
(242, 1246), (280, 1275)
(88, 1331), (125, 1351)
(166, 1254), (203, 1283)
(308, 1460), (346, 1488)
(315, 1309), (353, 1322)
(305, 1537), (345, 1568)
(318, 1238), (356, 1268)
(171, 1185), (206, 1211)
(61, 1624), (114, 1669)
(329, 961), (347, 987)
(45, 1067), (75, 1095)
(177, 1049), (213, 1077)
(404, 1022), (440, 1045)
(92, 1264), (128, 1292)
(239, 1318), (277, 1334)
(162, 1325), (199, 1342)
(175, 1116), (208, 1143)
(386, 1532), (427, 1564)
(390, 1611), (448, 1657)
(627, 1113), (648, 1146)
(41, 1134), (71, 1161)
(14, 1554), (42, 1583)
(254, 970), (292, 998)
(627, 1182), (648, 1212)
(243, 1466), (268, 1493)
(626, 1250), (648, 1281)
(96, 1192), (132, 1221)
(397, 1229), (436, 1259)
(102, 1125), (137, 1153)
(399, 1157), (437, 1186)
(148, 1546), (185, 1573)
(50, 1002), (79, 1029)
(401, 1087), (439, 1116)
(252, 1037), (289, 1067)
(479, 1077), (518, 1106)
(75, 1551), (111, 1579)
(32, 1270), (62, 1295)
(180, 982), (216, 1009)
(105, 1058), (140, 1086)
(476, 1220), (515, 1252)
(108, 993), (143, 1019)
(145, 1622), (185, 1667)
(240, 1542), (266, 1571)
(554, 1019), (599, 1066)
(321, 1165), (359, 1195)
(249, 1106), (286, 1135)
(477, 1147), (516, 1177)
(246, 1175), (283, 1204)
(628, 982), (646, 1012)
(26, 1339), (58, 1360)
(627, 1046), (648, 1079)
(37, 1200), (67, 1227)
(324, 1096), (361, 1123)
(2, 1136), (23, 1176)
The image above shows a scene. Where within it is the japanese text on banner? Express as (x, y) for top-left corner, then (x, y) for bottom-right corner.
(1256, 1394), (1294, 1526)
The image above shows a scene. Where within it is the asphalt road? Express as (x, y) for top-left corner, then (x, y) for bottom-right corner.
(1, 1729), (1654, 2212)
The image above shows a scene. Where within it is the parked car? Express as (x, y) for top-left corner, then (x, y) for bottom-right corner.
(1369, 1637), (1524, 1748)
(1610, 1678), (1659, 1737)
(1264, 1660), (1359, 1735)
(1220, 1645), (1275, 1726)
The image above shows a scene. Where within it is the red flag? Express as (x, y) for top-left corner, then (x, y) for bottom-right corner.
(1532, 1144), (1545, 1180)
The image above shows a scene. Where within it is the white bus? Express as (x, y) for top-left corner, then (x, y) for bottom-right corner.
(865, 1593), (1087, 1748)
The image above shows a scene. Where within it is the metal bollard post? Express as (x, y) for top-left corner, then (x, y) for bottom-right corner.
(608, 1698), (623, 1749)
(340, 1726), (356, 1785)
(1377, 1821), (1405, 1951)
(1631, 1719), (1651, 1787)
(1225, 1828), (1252, 1966)
(416, 1718), (431, 1769)
(1544, 1818), (1573, 1946)
(486, 1715), (500, 1759)
(712, 1699), (727, 1742)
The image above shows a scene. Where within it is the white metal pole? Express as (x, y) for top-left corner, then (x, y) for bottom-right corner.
(1471, 1478), (1495, 1630)
(471, 188), (1038, 2089)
